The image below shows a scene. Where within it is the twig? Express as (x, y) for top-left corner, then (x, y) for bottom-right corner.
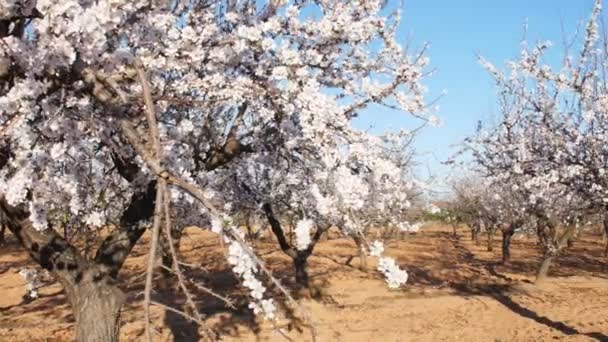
(119, 122), (319, 341)
(150, 300), (208, 327)
(135, 61), (162, 156)
(162, 187), (216, 341)
(135, 63), (167, 342)
(143, 184), (164, 342)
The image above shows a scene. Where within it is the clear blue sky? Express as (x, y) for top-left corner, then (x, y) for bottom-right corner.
(353, 0), (598, 195)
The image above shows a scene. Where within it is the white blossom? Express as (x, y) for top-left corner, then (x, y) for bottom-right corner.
(295, 219), (313, 251)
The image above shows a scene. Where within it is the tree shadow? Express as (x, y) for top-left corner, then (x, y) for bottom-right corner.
(491, 290), (607, 341)
(408, 231), (608, 341)
(449, 281), (608, 341)
(178, 266), (260, 339)
(0, 288), (72, 325)
(164, 300), (201, 341)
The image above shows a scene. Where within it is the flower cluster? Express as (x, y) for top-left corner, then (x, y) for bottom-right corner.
(377, 257), (409, 289)
(368, 240), (409, 288)
(226, 238), (276, 320)
(294, 219), (313, 251)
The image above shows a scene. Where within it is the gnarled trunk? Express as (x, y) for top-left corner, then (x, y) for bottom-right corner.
(293, 254), (309, 288)
(501, 228), (514, 264)
(262, 203), (329, 290)
(534, 213), (561, 284)
(604, 214), (608, 257)
(67, 278), (126, 342)
(535, 254), (554, 283)
(0, 178), (156, 342)
(536, 225), (547, 247)
(487, 225), (495, 251)
(352, 233), (368, 271)
(472, 228), (480, 245)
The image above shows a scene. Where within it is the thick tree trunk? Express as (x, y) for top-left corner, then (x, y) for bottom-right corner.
(0, 179), (156, 342)
(536, 225), (546, 247)
(604, 216), (608, 257)
(501, 229), (514, 264)
(293, 254), (309, 288)
(359, 247), (368, 271)
(535, 255), (554, 283)
(472, 228), (480, 245)
(567, 238), (574, 249)
(534, 213), (560, 283)
(0, 146), (157, 341)
(67, 280), (126, 342)
(262, 203), (329, 290)
(0, 224), (5, 244)
(352, 234), (368, 271)
(487, 226), (495, 252)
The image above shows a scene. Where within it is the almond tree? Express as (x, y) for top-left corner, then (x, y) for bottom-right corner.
(0, 1), (431, 340)
(467, 0), (605, 282)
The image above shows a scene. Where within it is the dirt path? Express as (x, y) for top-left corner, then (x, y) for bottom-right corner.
(1, 224), (607, 341)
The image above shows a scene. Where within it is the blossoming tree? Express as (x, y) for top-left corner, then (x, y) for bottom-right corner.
(0, 0), (431, 340)
(466, 0), (606, 282)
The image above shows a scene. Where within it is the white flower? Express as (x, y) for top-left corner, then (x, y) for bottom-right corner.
(49, 143), (66, 159)
(295, 219), (313, 250)
(227, 240), (276, 320)
(4, 166), (33, 206)
(19, 267), (42, 299)
(428, 115), (442, 127)
(377, 257), (408, 289)
(260, 299), (276, 320)
(225, 12), (239, 23)
(211, 218), (223, 234)
(369, 240), (384, 257)
(84, 211), (104, 227)
(178, 119), (194, 134)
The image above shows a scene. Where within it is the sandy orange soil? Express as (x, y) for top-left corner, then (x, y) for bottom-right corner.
(1, 223), (608, 341)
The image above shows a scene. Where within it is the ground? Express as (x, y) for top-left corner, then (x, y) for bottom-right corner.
(1, 224), (607, 341)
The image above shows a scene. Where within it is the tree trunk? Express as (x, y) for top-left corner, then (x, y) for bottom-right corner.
(352, 234), (368, 271)
(0, 150), (157, 341)
(262, 203), (329, 289)
(472, 228), (480, 245)
(0, 179), (156, 342)
(293, 254), (309, 288)
(536, 224), (546, 247)
(501, 229), (514, 264)
(359, 247), (368, 271)
(67, 280), (126, 342)
(487, 226), (495, 252)
(604, 216), (608, 257)
(0, 224), (5, 244)
(452, 223), (457, 236)
(535, 255), (554, 283)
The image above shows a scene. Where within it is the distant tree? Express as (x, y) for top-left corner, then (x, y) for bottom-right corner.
(466, 0), (605, 282)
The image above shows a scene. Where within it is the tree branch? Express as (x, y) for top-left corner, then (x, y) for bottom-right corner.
(262, 203), (297, 258)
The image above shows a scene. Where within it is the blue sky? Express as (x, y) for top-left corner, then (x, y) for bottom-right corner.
(353, 0), (598, 195)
